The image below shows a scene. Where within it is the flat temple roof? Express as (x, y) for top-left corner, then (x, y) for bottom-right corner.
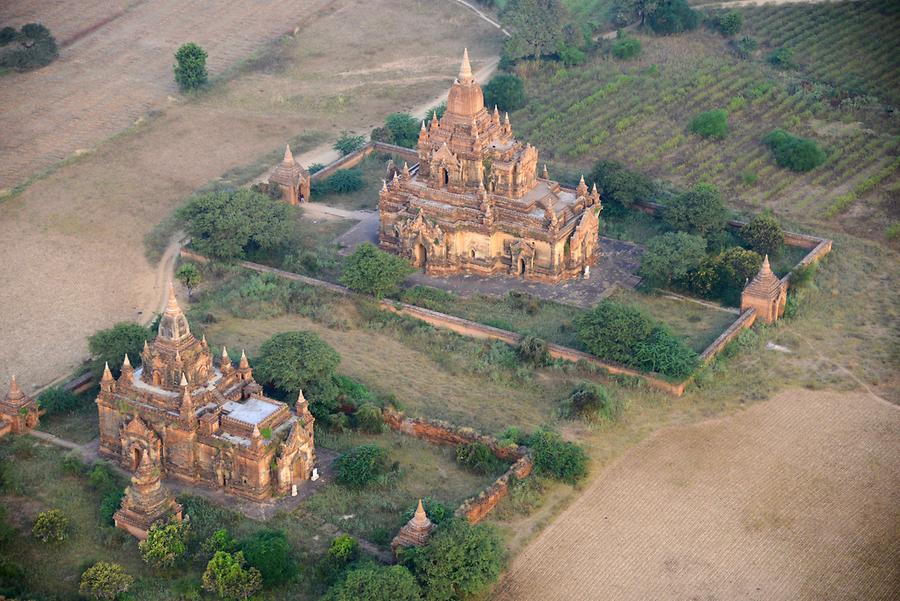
(221, 397), (279, 425)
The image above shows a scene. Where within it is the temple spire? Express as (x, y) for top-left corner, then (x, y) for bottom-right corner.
(122, 353), (132, 370)
(283, 144), (294, 165)
(102, 362), (113, 382)
(165, 282), (181, 315)
(239, 350), (250, 370)
(760, 254), (772, 275)
(8, 375), (20, 398)
(414, 499), (428, 525)
(458, 48), (474, 84)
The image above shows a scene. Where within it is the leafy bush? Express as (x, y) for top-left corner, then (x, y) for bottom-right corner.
(664, 183), (728, 240)
(639, 231), (707, 288)
(400, 286), (455, 311)
(99, 490), (124, 526)
(517, 335), (550, 366)
(400, 498), (452, 526)
(323, 565), (422, 601)
(333, 133), (366, 156)
(733, 36), (758, 59)
(689, 109), (729, 139)
(611, 35), (641, 59)
(80, 562), (134, 600)
(560, 381), (624, 422)
(335, 445), (388, 488)
(574, 300), (698, 378)
(713, 11), (742, 36)
(647, 0), (699, 35)
(178, 189), (293, 260)
(88, 322), (152, 380)
(308, 163), (325, 174)
(0, 23), (58, 72)
(174, 42), (208, 90)
(526, 429), (588, 484)
(340, 242), (414, 298)
(384, 113), (421, 148)
(354, 403), (384, 434)
(328, 534), (359, 564)
(767, 46), (794, 68)
(202, 551), (262, 601)
(589, 160), (656, 208)
(411, 519), (504, 601)
(483, 73), (526, 112)
(740, 212), (784, 258)
(556, 43), (586, 66)
(240, 529), (294, 586)
(202, 529), (238, 559)
(32, 509), (68, 543)
(316, 168), (364, 195)
(684, 247), (762, 306)
(37, 386), (80, 415)
(140, 520), (190, 568)
(763, 129), (826, 172)
(254, 331), (341, 402)
(455, 442), (503, 475)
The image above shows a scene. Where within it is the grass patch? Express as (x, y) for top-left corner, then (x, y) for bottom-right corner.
(311, 152), (400, 211)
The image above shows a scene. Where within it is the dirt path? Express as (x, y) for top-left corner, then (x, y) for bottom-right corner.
(492, 388), (900, 601)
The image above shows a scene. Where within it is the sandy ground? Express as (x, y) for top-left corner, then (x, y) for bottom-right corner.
(492, 388), (900, 601)
(0, 0), (503, 391)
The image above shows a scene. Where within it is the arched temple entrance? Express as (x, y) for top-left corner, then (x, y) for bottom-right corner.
(518, 257), (527, 276)
(413, 243), (428, 269)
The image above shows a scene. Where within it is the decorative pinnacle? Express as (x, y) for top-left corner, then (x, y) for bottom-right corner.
(579, 174), (586, 185)
(8, 375), (20, 396)
(421, 120), (426, 131)
(239, 349), (250, 369)
(165, 281), (181, 314)
(413, 499), (429, 525)
(297, 390), (307, 407)
(221, 346), (229, 360)
(283, 144), (294, 164)
(180, 373), (188, 387)
(760, 255), (772, 275)
(458, 48), (474, 83)
(382, 179), (388, 192)
(143, 340), (150, 353)
(101, 362), (113, 382)
(122, 353), (132, 369)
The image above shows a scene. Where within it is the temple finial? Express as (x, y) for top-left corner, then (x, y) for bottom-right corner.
(166, 282), (180, 314)
(180, 373), (188, 387)
(122, 353), (132, 369)
(239, 349), (250, 369)
(8, 375), (20, 395)
(283, 144), (294, 164)
(761, 254), (772, 274)
(458, 48), (473, 83)
(101, 362), (113, 382)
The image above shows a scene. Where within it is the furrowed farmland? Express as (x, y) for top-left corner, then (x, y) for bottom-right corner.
(512, 0), (900, 232)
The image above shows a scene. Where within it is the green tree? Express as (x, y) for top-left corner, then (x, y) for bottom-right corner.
(202, 529), (238, 558)
(139, 520), (190, 568)
(340, 242), (414, 298)
(574, 301), (655, 365)
(482, 74), (526, 112)
(589, 160), (656, 208)
(79, 562), (134, 600)
(664, 183), (728, 240)
(175, 263), (202, 299)
(763, 129), (825, 172)
(714, 11), (742, 36)
(712, 247), (763, 305)
(526, 429), (589, 483)
(412, 520), (504, 601)
(733, 36), (758, 59)
(355, 403), (385, 434)
(328, 534), (359, 564)
(333, 132), (366, 156)
(501, 0), (567, 61)
(32, 509), (68, 543)
(88, 322), (151, 380)
(639, 231), (707, 287)
(174, 42), (208, 91)
(647, 0), (698, 34)
(254, 331), (340, 400)
(740, 212), (784, 258)
(202, 551), (262, 601)
(689, 109), (729, 139)
(335, 444), (388, 488)
(611, 34), (642, 60)
(240, 529), (294, 586)
(384, 113), (421, 148)
(177, 188), (293, 260)
(325, 169), (364, 193)
(324, 565), (422, 601)
(37, 386), (80, 415)
(455, 442), (502, 475)
(767, 46), (793, 68)
(561, 381), (624, 422)
(633, 326), (698, 378)
(0, 23), (58, 72)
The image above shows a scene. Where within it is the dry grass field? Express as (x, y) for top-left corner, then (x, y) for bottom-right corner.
(0, 0), (502, 390)
(493, 388), (900, 601)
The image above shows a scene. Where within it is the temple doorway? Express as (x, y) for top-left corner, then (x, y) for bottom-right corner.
(131, 447), (142, 470)
(518, 257), (527, 276)
(414, 243), (427, 269)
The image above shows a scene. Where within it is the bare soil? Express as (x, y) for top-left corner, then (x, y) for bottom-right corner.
(492, 388), (900, 601)
(0, 0), (502, 390)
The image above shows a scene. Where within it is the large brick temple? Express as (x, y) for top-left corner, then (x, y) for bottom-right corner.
(379, 49), (601, 282)
(97, 284), (316, 501)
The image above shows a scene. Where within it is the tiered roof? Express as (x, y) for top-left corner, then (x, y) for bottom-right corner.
(744, 255), (782, 298)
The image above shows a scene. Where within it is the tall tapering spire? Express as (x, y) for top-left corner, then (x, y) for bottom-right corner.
(166, 282), (180, 315)
(102, 362), (114, 382)
(159, 281), (191, 340)
(122, 353), (132, 370)
(283, 144), (294, 164)
(8, 375), (20, 397)
(458, 48), (474, 84)
(239, 349), (250, 370)
(761, 254), (772, 275)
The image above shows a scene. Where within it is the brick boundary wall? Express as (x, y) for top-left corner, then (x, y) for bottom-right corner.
(383, 407), (534, 524)
(309, 142), (419, 182)
(698, 308), (757, 364)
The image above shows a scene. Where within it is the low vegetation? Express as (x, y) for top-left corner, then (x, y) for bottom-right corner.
(340, 243), (414, 299)
(689, 109), (729, 140)
(174, 42), (208, 91)
(763, 129), (826, 173)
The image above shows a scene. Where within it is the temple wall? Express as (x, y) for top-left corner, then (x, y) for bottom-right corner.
(698, 309), (757, 364)
(456, 456), (533, 524)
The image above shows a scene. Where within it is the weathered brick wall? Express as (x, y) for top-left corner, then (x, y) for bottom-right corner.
(456, 455), (533, 524)
(309, 141), (419, 182)
(698, 309), (757, 363)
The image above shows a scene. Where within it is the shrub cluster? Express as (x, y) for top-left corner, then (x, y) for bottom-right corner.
(483, 73), (526, 112)
(371, 113), (420, 149)
(526, 429), (588, 484)
(312, 168), (364, 196)
(611, 34), (641, 60)
(764, 129), (826, 172)
(689, 109), (729, 140)
(680, 247), (762, 306)
(560, 381), (624, 422)
(647, 0), (699, 35)
(455, 441), (504, 475)
(589, 160), (657, 209)
(37, 387), (80, 416)
(335, 444), (389, 488)
(740, 212), (784, 258)
(0, 23), (57, 72)
(639, 231), (707, 288)
(174, 42), (207, 90)
(574, 300), (699, 379)
(32, 509), (69, 543)
(340, 242), (414, 299)
(333, 133), (366, 157)
(710, 11), (742, 36)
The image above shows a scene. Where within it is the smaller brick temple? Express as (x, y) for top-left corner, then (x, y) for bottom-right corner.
(0, 376), (41, 438)
(391, 499), (436, 556)
(97, 283), (316, 501)
(379, 49), (601, 282)
(740, 255), (787, 324)
(268, 144), (311, 205)
(113, 451), (183, 540)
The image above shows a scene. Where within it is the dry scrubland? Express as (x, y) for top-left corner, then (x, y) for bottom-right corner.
(517, 0), (899, 241)
(493, 389), (900, 601)
(0, 0), (502, 390)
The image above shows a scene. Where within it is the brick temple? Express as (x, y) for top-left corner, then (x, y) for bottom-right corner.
(379, 49), (601, 283)
(96, 284), (316, 501)
(0, 376), (41, 438)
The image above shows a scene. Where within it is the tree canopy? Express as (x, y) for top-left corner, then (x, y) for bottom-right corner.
(88, 322), (153, 380)
(254, 331), (341, 399)
(174, 42), (208, 90)
(664, 183), (728, 240)
(177, 188), (293, 260)
(335, 444), (389, 488)
(483, 74), (526, 113)
(340, 243), (414, 298)
(689, 109), (729, 139)
(323, 565), (422, 601)
(639, 231), (708, 288)
(334, 132), (366, 156)
(589, 160), (656, 208)
(239, 529), (294, 586)
(412, 520), (505, 601)
(79, 562), (134, 601)
(139, 520), (190, 568)
(202, 551), (262, 601)
(740, 212), (784, 258)
(764, 129), (826, 172)
(501, 0), (567, 61)
(0, 22), (58, 71)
